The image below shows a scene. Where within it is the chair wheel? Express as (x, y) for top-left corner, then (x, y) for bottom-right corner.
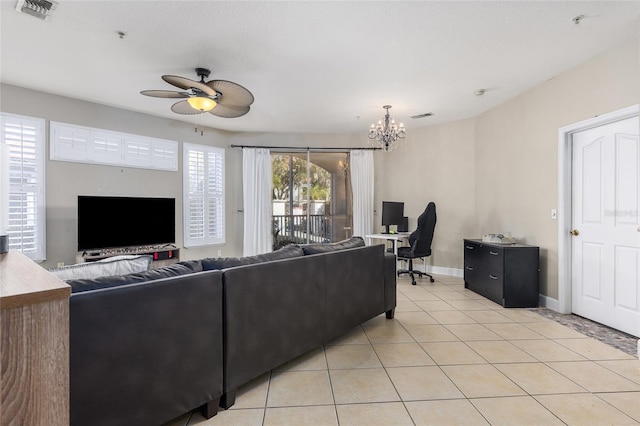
(430, 277), (435, 283)
(411, 280), (417, 285)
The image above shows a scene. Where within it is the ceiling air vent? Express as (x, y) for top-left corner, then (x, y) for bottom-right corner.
(410, 112), (434, 119)
(15, 0), (58, 21)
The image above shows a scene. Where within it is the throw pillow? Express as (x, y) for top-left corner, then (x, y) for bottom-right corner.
(201, 244), (304, 271)
(67, 260), (203, 293)
(300, 236), (365, 255)
(49, 255), (153, 282)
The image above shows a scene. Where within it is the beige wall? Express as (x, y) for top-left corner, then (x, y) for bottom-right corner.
(474, 37), (639, 299)
(379, 119), (476, 271)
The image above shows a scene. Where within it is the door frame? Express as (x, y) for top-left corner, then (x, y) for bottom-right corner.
(557, 104), (639, 314)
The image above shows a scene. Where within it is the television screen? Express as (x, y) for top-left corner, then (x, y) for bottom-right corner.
(381, 201), (404, 233)
(78, 196), (175, 251)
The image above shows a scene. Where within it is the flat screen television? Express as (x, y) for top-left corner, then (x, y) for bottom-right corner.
(77, 196), (175, 251)
(381, 201), (404, 234)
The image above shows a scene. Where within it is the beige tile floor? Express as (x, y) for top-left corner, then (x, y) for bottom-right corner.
(167, 274), (640, 426)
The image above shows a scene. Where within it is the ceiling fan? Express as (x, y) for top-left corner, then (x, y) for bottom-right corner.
(141, 67), (254, 118)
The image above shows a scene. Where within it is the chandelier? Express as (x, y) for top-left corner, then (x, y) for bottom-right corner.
(368, 105), (406, 152)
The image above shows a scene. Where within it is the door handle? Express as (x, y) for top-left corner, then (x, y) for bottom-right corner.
(570, 229), (579, 236)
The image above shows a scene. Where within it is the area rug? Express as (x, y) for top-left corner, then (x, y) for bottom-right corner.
(532, 308), (638, 358)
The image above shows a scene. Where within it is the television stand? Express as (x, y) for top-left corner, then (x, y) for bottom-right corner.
(76, 245), (180, 269)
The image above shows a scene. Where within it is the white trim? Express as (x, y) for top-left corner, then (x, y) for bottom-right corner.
(539, 294), (559, 311)
(411, 263), (464, 278)
(557, 104), (640, 315)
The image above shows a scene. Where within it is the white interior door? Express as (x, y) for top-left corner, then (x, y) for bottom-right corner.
(571, 115), (640, 337)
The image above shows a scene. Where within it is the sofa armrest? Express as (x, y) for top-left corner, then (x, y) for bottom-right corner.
(383, 252), (397, 317)
(70, 270), (223, 426)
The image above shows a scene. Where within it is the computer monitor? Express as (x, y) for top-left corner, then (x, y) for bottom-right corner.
(381, 201), (404, 234)
(398, 216), (409, 232)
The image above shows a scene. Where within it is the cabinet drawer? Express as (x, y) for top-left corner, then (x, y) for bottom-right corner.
(484, 272), (503, 304)
(484, 247), (504, 273)
(464, 264), (478, 283)
(464, 241), (481, 265)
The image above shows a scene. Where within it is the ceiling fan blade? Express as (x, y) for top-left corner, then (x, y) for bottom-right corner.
(208, 104), (250, 118)
(170, 100), (203, 115)
(162, 75), (217, 97)
(140, 90), (190, 98)
(206, 80), (254, 107)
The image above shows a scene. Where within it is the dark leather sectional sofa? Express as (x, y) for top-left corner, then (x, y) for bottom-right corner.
(67, 237), (396, 426)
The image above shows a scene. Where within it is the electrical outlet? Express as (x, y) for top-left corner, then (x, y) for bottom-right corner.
(551, 209), (557, 220)
(57, 262), (65, 267)
(217, 250), (222, 258)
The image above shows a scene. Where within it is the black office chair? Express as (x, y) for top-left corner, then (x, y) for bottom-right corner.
(397, 202), (437, 285)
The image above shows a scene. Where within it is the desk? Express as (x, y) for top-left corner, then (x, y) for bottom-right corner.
(366, 233), (410, 255)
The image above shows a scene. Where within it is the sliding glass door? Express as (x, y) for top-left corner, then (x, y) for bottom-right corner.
(271, 151), (352, 249)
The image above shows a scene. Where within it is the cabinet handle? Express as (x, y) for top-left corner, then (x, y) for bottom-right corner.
(489, 251), (499, 255)
(489, 274), (498, 280)
(465, 245), (474, 250)
(466, 266), (474, 271)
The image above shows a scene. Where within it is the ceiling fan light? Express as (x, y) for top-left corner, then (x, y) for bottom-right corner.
(187, 96), (216, 112)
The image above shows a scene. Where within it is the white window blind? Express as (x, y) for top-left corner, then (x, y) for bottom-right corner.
(183, 143), (225, 247)
(50, 121), (178, 171)
(1, 113), (46, 261)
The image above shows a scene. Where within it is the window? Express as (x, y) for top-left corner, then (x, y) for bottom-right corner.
(1, 113), (46, 261)
(50, 121), (178, 171)
(271, 152), (351, 249)
(183, 143), (225, 247)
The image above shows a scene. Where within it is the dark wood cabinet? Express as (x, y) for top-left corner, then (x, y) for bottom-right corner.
(463, 239), (539, 308)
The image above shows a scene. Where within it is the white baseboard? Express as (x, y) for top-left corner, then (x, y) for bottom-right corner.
(539, 294), (559, 311)
(409, 263), (463, 278)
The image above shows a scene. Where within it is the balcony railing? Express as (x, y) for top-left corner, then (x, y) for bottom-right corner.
(273, 214), (332, 248)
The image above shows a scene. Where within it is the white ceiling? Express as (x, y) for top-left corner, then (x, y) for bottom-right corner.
(1, 1), (639, 135)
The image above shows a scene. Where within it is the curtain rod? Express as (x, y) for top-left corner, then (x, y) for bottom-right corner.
(230, 144), (381, 151)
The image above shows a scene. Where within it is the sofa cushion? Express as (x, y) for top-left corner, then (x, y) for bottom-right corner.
(300, 236), (365, 255)
(68, 260), (203, 293)
(201, 244), (304, 271)
(49, 255), (153, 282)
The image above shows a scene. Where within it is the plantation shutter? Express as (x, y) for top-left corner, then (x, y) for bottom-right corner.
(51, 123), (91, 161)
(1, 113), (46, 260)
(183, 143), (225, 247)
(152, 139), (178, 170)
(124, 136), (152, 168)
(93, 130), (123, 164)
(50, 121), (178, 171)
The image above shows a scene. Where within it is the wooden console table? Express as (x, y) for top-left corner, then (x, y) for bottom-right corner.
(1, 251), (70, 426)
